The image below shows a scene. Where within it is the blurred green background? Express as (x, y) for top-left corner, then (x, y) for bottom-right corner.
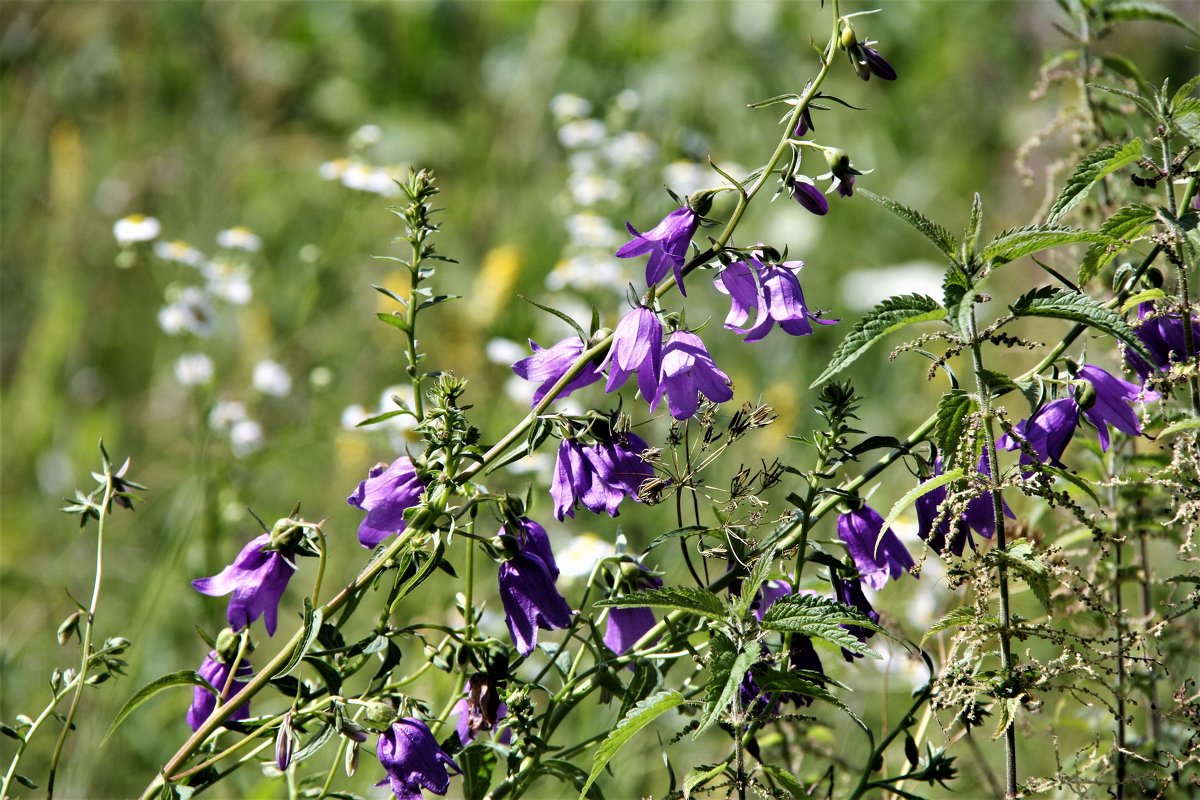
(1, 1), (1194, 797)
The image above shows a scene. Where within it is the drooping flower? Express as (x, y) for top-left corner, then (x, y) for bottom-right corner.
(551, 433), (654, 521)
(498, 518), (572, 657)
(192, 533), (297, 636)
(616, 206), (700, 295)
(603, 563), (663, 655)
(1125, 302), (1200, 381)
(651, 331), (734, 420)
(836, 504), (915, 590)
(998, 397), (1079, 468)
(347, 456), (425, 548)
(842, 24), (897, 82)
(713, 257), (838, 343)
(601, 307), (663, 400)
(511, 336), (604, 407)
(830, 571), (880, 662)
(916, 456), (1014, 557)
(376, 718), (460, 800)
(1076, 364), (1159, 450)
(454, 673), (509, 746)
(792, 105), (816, 137)
(187, 650), (252, 731)
(789, 177), (829, 215)
(819, 148), (863, 198)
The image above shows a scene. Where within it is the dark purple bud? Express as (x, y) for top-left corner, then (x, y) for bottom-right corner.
(790, 179), (829, 216)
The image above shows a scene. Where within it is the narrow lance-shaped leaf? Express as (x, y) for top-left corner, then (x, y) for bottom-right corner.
(1047, 139), (1142, 223)
(595, 586), (725, 622)
(732, 544), (778, 622)
(860, 189), (958, 260)
(1009, 287), (1154, 363)
(877, 468), (965, 555)
(103, 670), (220, 744)
(981, 224), (1112, 266)
(809, 295), (945, 387)
(578, 690), (687, 799)
(1101, 0), (1200, 37)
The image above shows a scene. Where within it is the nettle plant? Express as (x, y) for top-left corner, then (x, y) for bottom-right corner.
(5, 2), (1200, 799)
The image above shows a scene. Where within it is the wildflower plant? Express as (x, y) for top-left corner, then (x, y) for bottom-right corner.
(5, 3), (1200, 800)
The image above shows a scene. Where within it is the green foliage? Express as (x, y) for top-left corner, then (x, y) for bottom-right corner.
(809, 294), (945, 387)
(578, 690), (686, 799)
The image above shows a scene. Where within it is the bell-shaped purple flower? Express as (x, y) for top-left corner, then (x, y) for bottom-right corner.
(830, 571), (880, 662)
(998, 397), (1079, 468)
(192, 533), (296, 636)
(713, 257), (837, 343)
(551, 433), (654, 521)
(1076, 364), (1158, 451)
(861, 46), (897, 80)
(651, 331), (734, 420)
(498, 518), (572, 657)
(187, 650), (252, 731)
(347, 456), (426, 549)
(616, 207), (700, 296)
(916, 456), (1014, 557)
(603, 564), (663, 655)
(601, 307), (663, 400)
(511, 336), (604, 407)
(789, 178), (829, 215)
(376, 718), (460, 800)
(1125, 302), (1200, 381)
(836, 504), (915, 590)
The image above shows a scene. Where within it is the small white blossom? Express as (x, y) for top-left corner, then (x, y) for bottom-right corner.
(840, 262), (944, 311)
(174, 353), (214, 386)
(209, 400), (247, 432)
(341, 163), (400, 196)
(229, 418), (264, 458)
(568, 172), (622, 207)
(157, 287), (215, 337)
(113, 214), (161, 245)
(565, 213), (619, 249)
(216, 226), (261, 252)
(557, 119), (606, 150)
(154, 240), (205, 268)
(550, 93), (592, 121)
(253, 359), (292, 397)
(556, 533), (614, 579)
(603, 131), (656, 170)
(341, 403), (371, 431)
(662, 161), (713, 198)
(545, 253), (628, 293)
(485, 337), (528, 366)
(351, 123), (383, 146)
(614, 88), (640, 113)
(319, 158), (352, 180)
(203, 258), (253, 305)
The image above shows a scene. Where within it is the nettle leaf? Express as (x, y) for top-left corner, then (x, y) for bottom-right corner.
(595, 586), (725, 622)
(761, 594), (884, 658)
(1001, 539), (1051, 613)
(1047, 139), (1143, 223)
(1009, 287), (1154, 363)
(921, 606), (985, 644)
(732, 544), (778, 622)
(1090, 82), (1160, 120)
(756, 670), (867, 732)
(541, 759), (605, 800)
(809, 294), (945, 387)
(980, 225), (1110, 266)
(579, 690), (686, 799)
(1101, 0), (1200, 36)
(104, 670), (219, 744)
(697, 634), (759, 735)
(460, 745), (498, 800)
(683, 764), (727, 799)
(860, 189), (958, 260)
(1080, 203), (1158, 283)
(879, 468), (965, 545)
(760, 764), (808, 799)
(935, 389), (978, 470)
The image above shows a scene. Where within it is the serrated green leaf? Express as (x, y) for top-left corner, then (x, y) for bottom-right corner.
(733, 544), (778, 622)
(1047, 139), (1143, 223)
(1001, 539), (1051, 613)
(1101, 0), (1200, 36)
(460, 744), (498, 800)
(1159, 418), (1200, 438)
(755, 670), (867, 732)
(697, 635), (758, 735)
(1178, 110), (1200, 148)
(1090, 82), (1160, 119)
(964, 193), (984, 261)
(617, 661), (662, 722)
(388, 543), (445, 613)
(921, 606), (980, 644)
(760, 764), (807, 799)
(683, 764), (727, 799)
(935, 390), (978, 470)
(1080, 203), (1158, 283)
(104, 670), (217, 744)
(595, 586), (726, 622)
(761, 595), (883, 658)
(981, 225), (1111, 266)
(860, 189), (958, 260)
(1120, 288), (1167, 314)
(879, 468), (965, 552)
(1009, 287), (1154, 363)
(543, 759), (606, 800)
(809, 294), (945, 387)
(579, 690), (686, 799)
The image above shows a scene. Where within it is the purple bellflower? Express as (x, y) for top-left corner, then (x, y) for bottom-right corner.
(192, 533), (296, 636)
(187, 650), (252, 731)
(347, 456), (426, 549)
(998, 397), (1079, 468)
(916, 456), (1015, 557)
(793, 105), (816, 137)
(831, 571), (880, 662)
(739, 582), (826, 712)
(603, 564), (663, 655)
(713, 257), (838, 343)
(376, 718), (461, 800)
(789, 178), (829, 215)
(601, 306), (663, 400)
(1076, 364), (1158, 450)
(551, 432), (654, 521)
(498, 518), (572, 657)
(651, 331), (734, 420)
(511, 336), (604, 407)
(836, 504), (915, 590)
(1125, 302), (1200, 381)
(616, 206), (700, 296)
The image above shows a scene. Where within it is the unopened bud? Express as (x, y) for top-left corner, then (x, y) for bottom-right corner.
(344, 740), (359, 777)
(687, 190), (717, 217)
(57, 610), (84, 646)
(1072, 380), (1097, 411)
(275, 712), (296, 772)
(105, 636), (132, 654)
(361, 701), (395, 732)
(839, 22), (858, 49)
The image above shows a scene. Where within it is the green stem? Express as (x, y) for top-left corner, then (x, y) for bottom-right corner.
(1160, 140), (1199, 413)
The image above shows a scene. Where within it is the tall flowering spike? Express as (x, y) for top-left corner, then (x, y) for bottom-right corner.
(998, 397), (1079, 468)
(651, 331), (734, 420)
(498, 518), (572, 657)
(916, 456), (1014, 557)
(1076, 364), (1158, 451)
(601, 307), (663, 400)
(616, 206), (700, 296)
(511, 336), (604, 407)
(836, 504), (914, 590)
(1125, 303), (1200, 380)
(830, 571), (880, 662)
(603, 564), (663, 655)
(192, 533), (296, 636)
(347, 456), (425, 548)
(376, 718), (460, 800)
(789, 178), (829, 216)
(187, 650), (252, 731)
(714, 257), (837, 343)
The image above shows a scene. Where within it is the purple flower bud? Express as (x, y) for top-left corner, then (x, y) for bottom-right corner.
(651, 331), (734, 420)
(792, 105), (815, 137)
(347, 456), (425, 549)
(511, 336), (604, 407)
(836, 504), (915, 590)
(616, 207), (700, 296)
(1124, 302), (1200, 381)
(830, 571), (880, 662)
(192, 533), (297, 636)
(601, 307), (663, 400)
(861, 45), (897, 80)
(376, 718), (460, 800)
(498, 518), (572, 657)
(789, 178), (829, 215)
(187, 650), (252, 731)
